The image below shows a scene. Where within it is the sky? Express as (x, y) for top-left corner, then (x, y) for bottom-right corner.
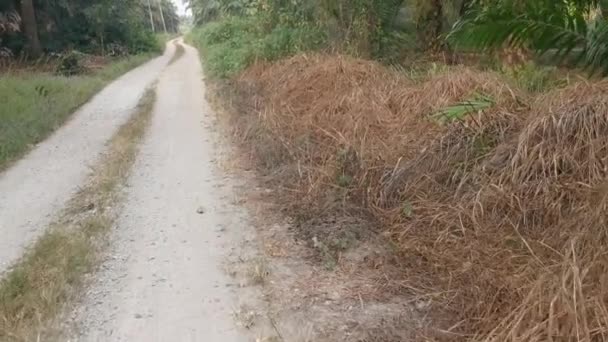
(171, 0), (190, 16)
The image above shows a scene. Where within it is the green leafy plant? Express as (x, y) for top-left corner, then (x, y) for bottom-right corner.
(189, 15), (325, 78)
(433, 93), (495, 123)
(450, 0), (608, 75)
(502, 61), (566, 92)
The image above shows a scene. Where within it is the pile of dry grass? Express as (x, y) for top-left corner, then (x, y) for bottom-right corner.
(383, 80), (608, 340)
(229, 52), (608, 340)
(236, 54), (519, 208)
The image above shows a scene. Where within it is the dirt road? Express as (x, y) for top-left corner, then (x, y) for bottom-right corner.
(0, 44), (174, 275)
(67, 41), (251, 341)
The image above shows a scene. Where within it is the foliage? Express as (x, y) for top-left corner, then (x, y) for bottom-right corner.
(56, 52), (84, 76)
(501, 61), (567, 92)
(0, 54), (153, 169)
(451, 0), (608, 74)
(0, 0), (179, 56)
(186, 0), (256, 24)
(432, 93), (494, 122)
(189, 16), (325, 77)
(186, 0), (424, 59)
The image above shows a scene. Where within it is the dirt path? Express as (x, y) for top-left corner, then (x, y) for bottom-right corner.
(68, 41), (253, 341)
(0, 44), (174, 275)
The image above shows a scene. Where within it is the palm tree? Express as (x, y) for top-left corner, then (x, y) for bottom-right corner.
(19, 0), (41, 57)
(450, 0), (608, 74)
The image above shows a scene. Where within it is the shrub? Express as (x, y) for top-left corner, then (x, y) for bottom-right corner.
(501, 61), (567, 93)
(56, 51), (85, 76)
(189, 16), (326, 78)
(254, 25), (326, 61)
(124, 29), (161, 54)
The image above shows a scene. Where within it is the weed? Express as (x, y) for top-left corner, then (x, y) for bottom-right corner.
(0, 53), (155, 170)
(501, 61), (569, 93)
(188, 16), (325, 78)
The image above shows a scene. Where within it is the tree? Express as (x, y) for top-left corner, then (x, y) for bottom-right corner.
(450, 0), (608, 74)
(1, 0), (180, 56)
(19, 0), (41, 57)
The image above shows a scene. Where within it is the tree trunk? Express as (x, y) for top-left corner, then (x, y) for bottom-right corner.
(20, 0), (41, 57)
(416, 0), (444, 52)
(158, 0), (167, 34)
(430, 0), (443, 52)
(147, 0), (156, 32)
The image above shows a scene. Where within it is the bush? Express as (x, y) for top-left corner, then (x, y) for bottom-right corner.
(197, 17), (257, 46)
(501, 62), (566, 93)
(123, 29), (161, 54)
(189, 16), (326, 78)
(56, 51), (85, 76)
(255, 25), (326, 61)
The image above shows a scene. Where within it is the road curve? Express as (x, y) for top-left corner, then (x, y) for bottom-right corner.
(0, 43), (175, 275)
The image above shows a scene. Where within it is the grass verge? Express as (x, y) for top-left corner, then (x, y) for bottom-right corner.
(0, 85), (156, 341)
(0, 53), (156, 171)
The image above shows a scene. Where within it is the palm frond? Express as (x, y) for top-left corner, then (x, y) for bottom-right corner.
(0, 10), (21, 34)
(433, 93), (494, 123)
(450, 0), (608, 75)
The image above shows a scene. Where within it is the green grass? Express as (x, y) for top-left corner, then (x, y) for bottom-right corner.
(188, 16), (326, 78)
(0, 53), (155, 170)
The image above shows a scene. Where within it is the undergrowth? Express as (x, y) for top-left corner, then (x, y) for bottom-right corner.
(0, 53), (154, 170)
(204, 48), (608, 341)
(187, 16), (326, 78)
(189, 9), (608, 340)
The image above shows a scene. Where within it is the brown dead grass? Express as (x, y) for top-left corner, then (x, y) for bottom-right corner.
(0, 86), (156, 341)
(236, 54), (520, 210)
(224, 52), (608, 341)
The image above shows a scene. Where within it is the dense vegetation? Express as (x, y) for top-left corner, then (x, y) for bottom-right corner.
(0, 54), (156, 169)
(0, 0), (180, 57)
(187, 0), (608, 76)
(0, 1), (181, 168)
(189, 0), (608, 340)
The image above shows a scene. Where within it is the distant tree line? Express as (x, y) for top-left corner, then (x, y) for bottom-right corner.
(0, 0), (180, 58)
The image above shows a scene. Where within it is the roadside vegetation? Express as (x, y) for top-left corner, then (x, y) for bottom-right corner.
(188, 0), (608, 340)
(0, 0), (180, 169)
(0, 1), (180, 333)
(0, 86), (156, 341)
(0, 54), (156, 170)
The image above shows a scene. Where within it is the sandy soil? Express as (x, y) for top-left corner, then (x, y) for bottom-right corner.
(67, 41), (258, 341)
(0, 44), (174, 275)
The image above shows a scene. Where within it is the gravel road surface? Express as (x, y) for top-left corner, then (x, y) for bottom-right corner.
(0, 44), (174, 274)
(69, 40), (250, 342)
